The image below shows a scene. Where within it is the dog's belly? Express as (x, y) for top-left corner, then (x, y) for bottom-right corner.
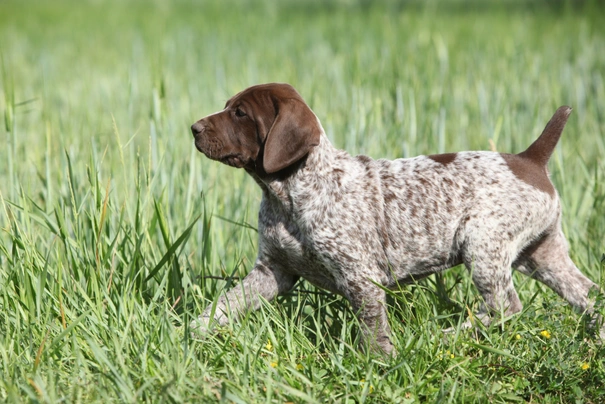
(384, 221), (464, 286)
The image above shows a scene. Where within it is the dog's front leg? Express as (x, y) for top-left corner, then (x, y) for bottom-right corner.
(190, 261), (298, 336)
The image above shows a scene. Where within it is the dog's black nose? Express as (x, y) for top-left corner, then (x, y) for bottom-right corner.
(191, 122), (204, 136)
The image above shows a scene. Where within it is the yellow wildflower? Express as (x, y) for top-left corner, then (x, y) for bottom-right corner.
(266, 340), (273, 351)
(515, 334), (521, 340)
(581, 363), (590, 370)
(270, 361), (278, 368)
(539, 330), (551, 339)
(296, 363), (304, 371)
(360, 379), (374, 393)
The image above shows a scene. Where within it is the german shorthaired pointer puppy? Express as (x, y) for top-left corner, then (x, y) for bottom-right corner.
(190, 83), (601, 355)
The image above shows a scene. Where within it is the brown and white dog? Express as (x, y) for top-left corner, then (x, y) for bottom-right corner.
(190, 83), (600, 354)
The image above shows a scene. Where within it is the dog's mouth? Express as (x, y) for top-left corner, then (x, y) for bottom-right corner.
(194, 136), (222, 157)
(194, 141), (205, 154)
(194, 140), (246, 168)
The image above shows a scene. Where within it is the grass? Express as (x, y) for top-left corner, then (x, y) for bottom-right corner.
(1, 0), (604, 402)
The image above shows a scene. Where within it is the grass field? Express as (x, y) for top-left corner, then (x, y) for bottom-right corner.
(1, 0), (605, 402)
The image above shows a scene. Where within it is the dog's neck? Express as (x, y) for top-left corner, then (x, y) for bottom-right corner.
(248, 131), (338, 212)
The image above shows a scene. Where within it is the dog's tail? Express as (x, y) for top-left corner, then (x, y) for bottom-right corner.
(519, 106), (572, 167)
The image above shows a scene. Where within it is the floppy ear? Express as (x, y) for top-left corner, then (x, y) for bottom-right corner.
(263, 97), (321, 174)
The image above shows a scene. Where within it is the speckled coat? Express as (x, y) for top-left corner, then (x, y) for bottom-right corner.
(190, 83), (599, 354)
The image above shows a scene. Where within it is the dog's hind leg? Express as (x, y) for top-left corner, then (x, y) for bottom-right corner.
(515, 227), (604, 338)
(514, 227), (598, 314)
(461, 239), (524, 328)
(345, 279), (395, 356)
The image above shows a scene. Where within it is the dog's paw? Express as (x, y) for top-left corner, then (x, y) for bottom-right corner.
(189, 316), (214, 339)
(443, 322), (471, 334)
(443, 312), (492, 334)
(367, 335), (396, 358)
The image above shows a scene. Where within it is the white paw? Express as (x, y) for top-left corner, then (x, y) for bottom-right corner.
(443, 321), (473, 334)
(189, 316), (213, 339)
(443, 313), (492, 334)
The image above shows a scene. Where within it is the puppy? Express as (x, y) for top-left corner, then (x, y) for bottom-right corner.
(190, 83), (600, 354)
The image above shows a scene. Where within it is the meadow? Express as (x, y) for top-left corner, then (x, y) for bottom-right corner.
(1, 0), (604, 402)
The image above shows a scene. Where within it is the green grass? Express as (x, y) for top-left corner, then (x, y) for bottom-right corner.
(1, 0), (605, 402)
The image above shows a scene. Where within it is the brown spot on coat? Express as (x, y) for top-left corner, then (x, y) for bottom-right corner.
(501, 153), (555, 196)
(428, 153), (457, 165)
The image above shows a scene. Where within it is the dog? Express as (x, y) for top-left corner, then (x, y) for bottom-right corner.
(190, 83), (600, 355)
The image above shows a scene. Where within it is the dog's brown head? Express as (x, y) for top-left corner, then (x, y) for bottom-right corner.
(191, 83), (321, 175)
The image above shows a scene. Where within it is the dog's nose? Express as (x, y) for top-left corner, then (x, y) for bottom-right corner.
(191, 122), (204, 137)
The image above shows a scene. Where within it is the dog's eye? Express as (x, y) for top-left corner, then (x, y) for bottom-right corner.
(235, 108), (246, 117)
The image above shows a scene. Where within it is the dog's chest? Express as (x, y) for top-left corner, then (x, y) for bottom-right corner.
(257, 201), (348, 292)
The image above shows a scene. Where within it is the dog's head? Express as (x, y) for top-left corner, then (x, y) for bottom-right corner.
(191, 83), (321, 175)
